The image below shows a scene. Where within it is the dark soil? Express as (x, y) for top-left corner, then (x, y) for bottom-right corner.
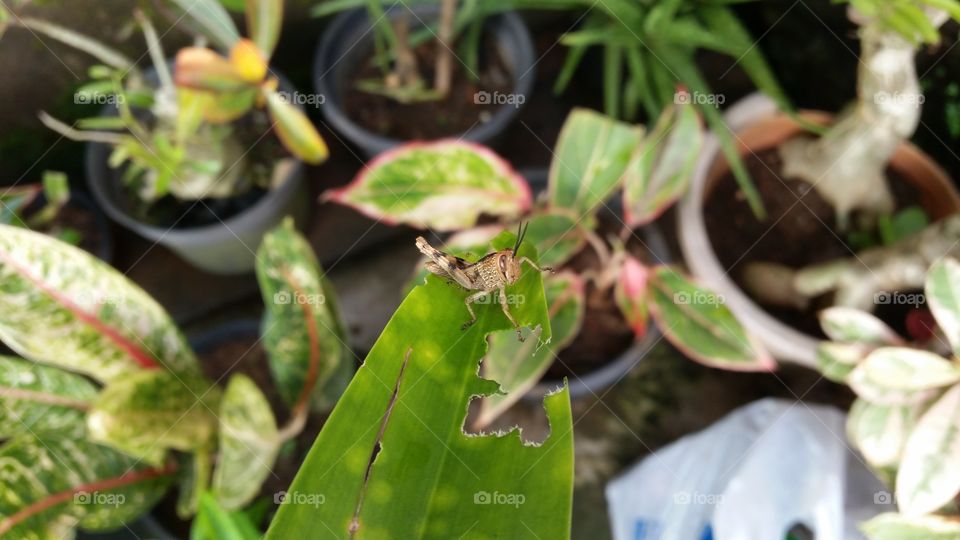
(704, 146), (922, 336)
(343, 33), (513, 140)
(35, 202), (104, 258)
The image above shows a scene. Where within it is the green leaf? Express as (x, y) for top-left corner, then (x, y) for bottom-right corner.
(548, 108), (643, 217)
(647, 266), (774, 371)
(477, 272), (585, 427)
(926, 257), (960, 355)
(212, 374), (280, 510)
(523, 211), (588, 268)
(245, 0), (283, 58)
(87, 370), (219, 466)
(174, 47), (251, 93)
(848, 348), (960, 403)
(862, 512), (960, 540)
(256, 218), (346, 411)
(847, 398), (921, 467)
(0, 225), (201, 382)
(192, 492), (263, 540)
(325, 140), (531, 231)
(171, 0), (241, 50)
(623, 100), (703, 226)
(0, 434), (173, 538)
(17, 17), (133, 70)
(879, 206), (929, 245)
(615, 255), (650, 338)
(819, 307), (904, 345)
(815, 342), (870, 383)
(897, 383), (960, 516)
(264, 89), (329, 164)
(0, 356), (96, 438)
(265, 232), (571, 539)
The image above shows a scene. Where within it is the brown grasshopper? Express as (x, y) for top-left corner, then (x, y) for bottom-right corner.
(416, 223), (551, 341)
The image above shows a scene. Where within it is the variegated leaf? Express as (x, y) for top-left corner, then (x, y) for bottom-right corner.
(816, 342), (870, 383)
(896, 383), (960, 516)
(522, 211), (588, 268)
(87, 370), (219, 466)
(212, 374), (279, 510)
(862, 513), (960, 540)
(548, 108), (643, 216)
(256, 218), (346, 412)
(477, 272), (585, 427)
(847, 398), (922, 468)
(0, 356), (95, 438)
(820, 307), (904, 345)
(647, 266), (774, 371)
(623, 101), (703, 226)
(615, 256), (650, 338)
(848, 348), (960, 403)
(0, 225), (200, 382)
(325, 140), (532, 231)
(926, 258), (960, 355)
(0, 434), (173, 538)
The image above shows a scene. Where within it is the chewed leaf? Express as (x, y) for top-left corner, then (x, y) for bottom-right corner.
(647, 266), (773, 371)
(325, 140), (531, 231)
(615, 256), (650, 338)
(477, 272), (585, 427)
(623, 101), (703, 226)
(926, 258), (960, 355)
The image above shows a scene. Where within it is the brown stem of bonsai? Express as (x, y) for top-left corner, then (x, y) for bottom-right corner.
(388, 13), (421, 91)
(434, 0), (458, 96)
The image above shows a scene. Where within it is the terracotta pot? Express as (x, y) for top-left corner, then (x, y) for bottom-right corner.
(678, 93), (960, 367)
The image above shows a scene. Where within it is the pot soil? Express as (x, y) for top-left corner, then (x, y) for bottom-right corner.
(24, 192), (113, 262)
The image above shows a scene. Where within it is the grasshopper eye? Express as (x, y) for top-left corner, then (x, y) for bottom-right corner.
(498, 254), (508, 275)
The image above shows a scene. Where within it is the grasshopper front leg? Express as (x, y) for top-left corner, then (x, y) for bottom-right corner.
(462, 290), (490, 331)
(519, 257), (554, 274)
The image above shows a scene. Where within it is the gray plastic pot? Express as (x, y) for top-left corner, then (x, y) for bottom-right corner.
(517, 169), (672, 402)
(313, 6), (536, 157)
(86, 71), (309, 275)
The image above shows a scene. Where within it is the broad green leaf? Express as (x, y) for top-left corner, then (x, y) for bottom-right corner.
(862, 513), (960, 540)
(816, 342), (870, 383)
(174, 47), (251, 93)
(212, 374), (280, 510)
(0, 356), (95, 438)
(245, 0), (283, 58)
(192, 492), (263, 540)
(647, 266), (774, 371)
(847, 398), (921, 467)
(264, 89), (329, 165)
(171, 0), (241, 50)
(548, 108), (643, 216)
(820, 307), (904, 345)
(177, 447), (212, 519)
(477, 272), (585, 427)
(848, 348), (960, 403)
(926, 258), (960, 355)
(523, 211), (588, 268)
(87, 370), (219, 466)
(265, 233), (572, 539)
(0, 434), (172, 538)
(325, 141), (530, 231)
(622, 101), (702, 226)
(256, 219), (346, 411)
(897, 383), (960, 516)
(0, 225), (201, 382)
(615, 256), (650, 338)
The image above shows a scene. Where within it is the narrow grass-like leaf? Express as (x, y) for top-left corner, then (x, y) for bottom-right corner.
(171, 0), (241, 51)
(265, 89), (329, 164)
(245, 0), (283, 58)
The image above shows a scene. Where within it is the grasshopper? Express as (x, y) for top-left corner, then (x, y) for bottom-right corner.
(416, 223), (551, 341)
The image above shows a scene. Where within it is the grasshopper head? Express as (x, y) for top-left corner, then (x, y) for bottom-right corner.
(496, 251), (523, 284)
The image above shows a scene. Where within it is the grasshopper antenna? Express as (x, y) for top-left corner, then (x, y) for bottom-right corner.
(513, 221), (528, 255)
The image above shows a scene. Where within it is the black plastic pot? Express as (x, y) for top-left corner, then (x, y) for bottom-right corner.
(519, 169), (672, 402)
(313, 6), (536, 157)
(188, 318), (261, 355)
(86, 69), (309, 275)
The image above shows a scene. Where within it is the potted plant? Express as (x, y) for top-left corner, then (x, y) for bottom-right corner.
(311, 0), (535, 156)
(2, 0), (329, 274)
(0, 219), (348, 536)
(812, 257), (960, 536)
(678, 0), (960, 367)
(1, 170), (113, 261)
(324, 102), (772, 428)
